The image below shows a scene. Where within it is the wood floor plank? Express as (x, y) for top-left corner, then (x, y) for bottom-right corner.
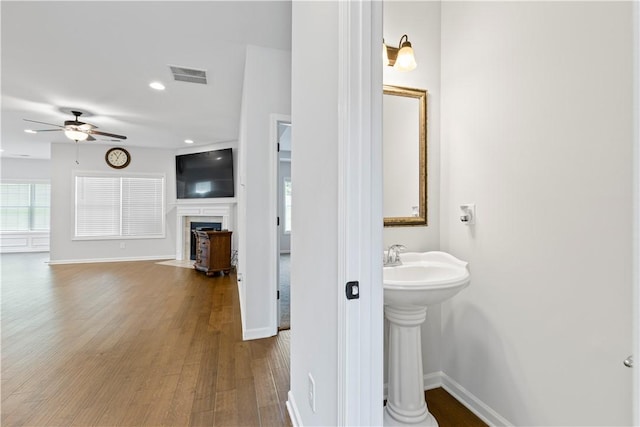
(1, 253), (291, 427)
(426, 388), (488, 427)
(213, 389), (238, 427)
(2, 253), (486, 427)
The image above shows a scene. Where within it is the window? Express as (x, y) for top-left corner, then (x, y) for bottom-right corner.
(284, 177), (292, 233)
(0, 182), (50, 232)
(74, 174), (165, 239)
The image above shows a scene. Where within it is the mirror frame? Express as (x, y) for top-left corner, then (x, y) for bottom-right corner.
(383, 85), (428, 227)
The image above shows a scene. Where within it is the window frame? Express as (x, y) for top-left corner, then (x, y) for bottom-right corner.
(72, 171), (166, 241)
(0, 180), (51, 233)
(283, 176), (292, 234)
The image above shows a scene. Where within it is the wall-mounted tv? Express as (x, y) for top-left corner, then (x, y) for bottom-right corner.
(176, 148), (235, 199)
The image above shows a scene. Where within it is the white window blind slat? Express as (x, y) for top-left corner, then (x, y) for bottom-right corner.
(74, 174), (164, 239)
(0, 183), (50, 232)
(31, 183), (51, 230)
(75, 177), (121, 237)
(121, 177), (164, 236)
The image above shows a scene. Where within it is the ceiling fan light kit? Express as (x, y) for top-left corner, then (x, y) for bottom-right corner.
(24, 110), (127, 142)
(64, 129), (89, 141)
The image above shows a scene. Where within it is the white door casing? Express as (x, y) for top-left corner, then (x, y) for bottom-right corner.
(337, 1), (384, 425)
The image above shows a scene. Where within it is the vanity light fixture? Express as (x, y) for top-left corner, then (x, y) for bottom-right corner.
(184, 139), (194, 144)
(383, 34), (417, 71)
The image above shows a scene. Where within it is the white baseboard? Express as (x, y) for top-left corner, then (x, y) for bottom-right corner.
(48, 255), (176, 265)
(383, 371), (510, 427)
(242, 326), (276, 341)
(286, 391), (303, 427)
(234, 275), (276, 341)
(441, 372), (513, 427)
(236, 276), (247, 338)
(423, 371), (442, 391)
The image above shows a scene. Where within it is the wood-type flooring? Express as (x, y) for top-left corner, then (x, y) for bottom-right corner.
(1, 252), (485, 427)
(1, 253), (289, 426)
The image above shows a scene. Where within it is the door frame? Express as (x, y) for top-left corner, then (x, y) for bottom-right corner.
(633, 1), (639, 424)
(336, 1), (384, 425)
(270, 114), (291, 332)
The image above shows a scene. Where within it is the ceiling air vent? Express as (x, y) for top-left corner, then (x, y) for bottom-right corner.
(169, 65), (207, 85)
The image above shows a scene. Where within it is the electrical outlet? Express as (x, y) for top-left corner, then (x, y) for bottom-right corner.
(308, 373), (316, 413)
(119, 242), (126, 249)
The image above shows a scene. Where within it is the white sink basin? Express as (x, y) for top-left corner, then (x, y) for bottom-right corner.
(383, 251), (470, 426)
(383, 251), (470, 307)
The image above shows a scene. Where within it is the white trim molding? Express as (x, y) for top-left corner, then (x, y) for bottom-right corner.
(382, 371), (513, 426)
(286, 391), (303, 427)
(441, 372), (513, 427)
(48, 254), (175, 265)
(0, 232), (50, 253)
(336, 1), (384, 425)
(174, 202), (234, 260)
(242, 326), (275, 341)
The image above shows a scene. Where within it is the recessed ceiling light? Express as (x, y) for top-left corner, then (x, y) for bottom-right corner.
(149, 81), (166, 91)
(184, 139), (194, 144)
(24, 129), (37, 134)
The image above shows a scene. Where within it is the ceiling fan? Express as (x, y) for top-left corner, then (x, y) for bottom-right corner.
(24, 111), (127, 142)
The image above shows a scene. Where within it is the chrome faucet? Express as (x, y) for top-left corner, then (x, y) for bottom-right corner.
(385, 244), (406, 267)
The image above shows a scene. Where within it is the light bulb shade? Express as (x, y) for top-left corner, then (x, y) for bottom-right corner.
(65, 129), (89, 141)
(395, 44), (417, 71)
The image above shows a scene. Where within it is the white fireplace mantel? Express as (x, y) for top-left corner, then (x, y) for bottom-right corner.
(175, 201), (235, 260)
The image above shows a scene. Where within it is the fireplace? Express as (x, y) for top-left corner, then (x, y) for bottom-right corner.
(189, 221), (221, 260)
(175, 203), (233, 261)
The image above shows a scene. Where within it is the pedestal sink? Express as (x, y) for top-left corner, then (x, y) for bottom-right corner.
(383, 251), (470, 427)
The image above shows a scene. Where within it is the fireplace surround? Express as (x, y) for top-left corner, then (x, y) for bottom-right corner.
(175, 203), (234, 261)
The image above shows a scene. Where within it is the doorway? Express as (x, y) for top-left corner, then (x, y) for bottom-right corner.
(276, 119), (292, 330)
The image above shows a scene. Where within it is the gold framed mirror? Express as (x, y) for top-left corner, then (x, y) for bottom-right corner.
(383, 85), (427, 226)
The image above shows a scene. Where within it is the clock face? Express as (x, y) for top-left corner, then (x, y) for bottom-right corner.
(105, 148), (131, 169)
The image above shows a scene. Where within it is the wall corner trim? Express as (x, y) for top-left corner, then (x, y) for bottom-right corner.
(286, 391), (303, 427)
(441, 372), (513, 427)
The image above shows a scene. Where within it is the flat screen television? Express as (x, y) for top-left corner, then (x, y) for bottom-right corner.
(176, 148), (235, 199)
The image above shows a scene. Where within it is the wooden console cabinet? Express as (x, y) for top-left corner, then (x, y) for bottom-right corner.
(194, 230), (232, 276)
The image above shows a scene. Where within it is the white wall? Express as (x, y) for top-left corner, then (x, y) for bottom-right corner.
(440, 2), (633, 425)
(0, 158), (52, 252)
(1, 158), (50, 180)
(289, 2), (341, 424)
(383, 0), (443, 385)
(237, 45), (291, 339)
(383, 1), (441, 253)
(49, 143), (176, 263)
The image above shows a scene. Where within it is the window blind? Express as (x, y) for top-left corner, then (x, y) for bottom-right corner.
(0, 183), (51, 232)
(31, 183), (51, 231)
(75, 175), (164, 239)
(121, 177), (164, 236)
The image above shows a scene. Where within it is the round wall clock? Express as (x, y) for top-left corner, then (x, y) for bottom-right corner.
(105, 147), (131, 169)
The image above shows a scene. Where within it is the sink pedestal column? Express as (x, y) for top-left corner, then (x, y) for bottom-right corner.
(384, 305), (438, 427)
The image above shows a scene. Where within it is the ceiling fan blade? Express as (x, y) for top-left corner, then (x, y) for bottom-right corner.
(32, 129), (64, 132)
(90, 130), (127, 140)
(78, 123), (96, 131)
(23, 118), (64, 128)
